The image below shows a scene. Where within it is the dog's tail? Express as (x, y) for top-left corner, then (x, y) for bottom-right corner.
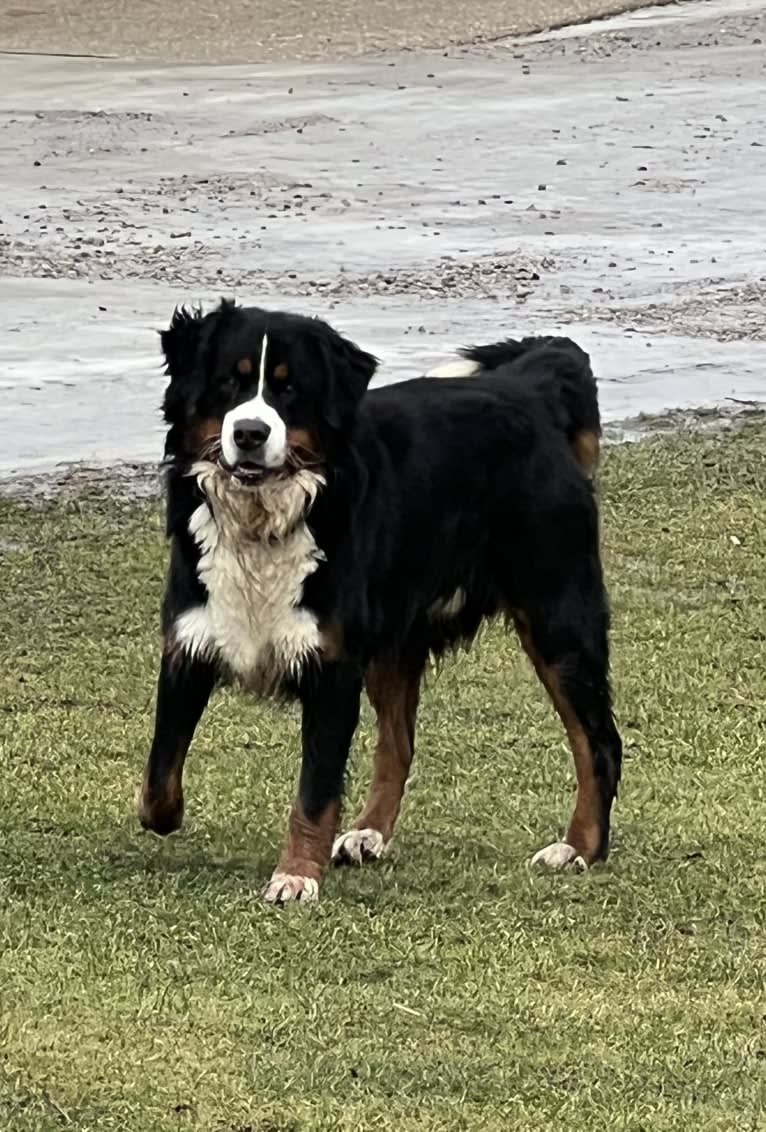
(427, 336), (600, 474)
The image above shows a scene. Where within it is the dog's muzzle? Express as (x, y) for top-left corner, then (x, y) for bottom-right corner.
(221, 397), (288, 477)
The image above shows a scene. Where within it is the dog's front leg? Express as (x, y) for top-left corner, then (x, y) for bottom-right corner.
(264, 660), (362, 905)
(137, 651), (215, 836)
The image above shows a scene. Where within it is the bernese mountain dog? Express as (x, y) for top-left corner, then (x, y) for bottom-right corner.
(137, 299), (622, 904)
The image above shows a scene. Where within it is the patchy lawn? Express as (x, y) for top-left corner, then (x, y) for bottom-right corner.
(1, 423), (765, 1131)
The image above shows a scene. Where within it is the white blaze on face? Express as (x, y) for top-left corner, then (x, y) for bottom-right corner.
(221, 332), (288, 469)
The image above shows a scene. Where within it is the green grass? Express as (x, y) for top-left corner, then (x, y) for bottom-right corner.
(1, 423), (766, 1131)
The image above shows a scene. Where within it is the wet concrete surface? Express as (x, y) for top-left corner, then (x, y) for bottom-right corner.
(1, 0), (765, 476)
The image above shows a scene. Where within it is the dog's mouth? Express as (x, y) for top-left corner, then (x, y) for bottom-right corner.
(196, 439), (266, 484)
(197, 438), (320, 486)
(223, 458), (272, 485)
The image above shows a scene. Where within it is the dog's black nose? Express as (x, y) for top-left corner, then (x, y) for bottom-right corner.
(233, 419), (271, 452)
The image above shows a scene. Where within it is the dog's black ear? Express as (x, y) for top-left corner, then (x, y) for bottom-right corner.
(160, 306), (204, 380)
(160, 301), (239, 428)
(160, 306), (207, 430)
(314, 324), (378, 430)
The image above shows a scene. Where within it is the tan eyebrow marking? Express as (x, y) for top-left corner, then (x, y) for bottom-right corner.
(273, 363), (289, 381)
(236, 357), (253, 375)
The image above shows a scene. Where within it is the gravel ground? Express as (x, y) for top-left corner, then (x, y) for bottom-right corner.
(560, 280), (766, 343)
(0, 223), (553, 303)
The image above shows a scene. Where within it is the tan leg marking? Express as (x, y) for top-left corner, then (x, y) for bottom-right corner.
(264, 799), (341, 904)
(514, 613), (603, 865)
(332, 657), (422, 865)
(360, 658), (422, 838)
(137, 749), (185, 836)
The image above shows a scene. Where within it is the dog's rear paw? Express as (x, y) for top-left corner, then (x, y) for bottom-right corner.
(529, 840), (588, 872)
(331, 827), (386, 866)
(263, 872), (319, 906)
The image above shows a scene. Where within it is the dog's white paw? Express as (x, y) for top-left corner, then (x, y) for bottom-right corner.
(331, 827), (387, 866)
(263, 872), (319, 905)
(529, 840), (588, 872)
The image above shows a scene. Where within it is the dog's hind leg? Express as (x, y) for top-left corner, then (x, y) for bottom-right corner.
(512, 589), (622, 870)
(332, 645), (427, 866)
(137, 651), (215, 836)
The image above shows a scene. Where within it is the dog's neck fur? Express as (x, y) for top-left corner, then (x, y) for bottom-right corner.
(190, 460), (324, 540)
(172, 464), (326, 693)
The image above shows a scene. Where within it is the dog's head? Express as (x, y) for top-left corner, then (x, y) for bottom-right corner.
(160, 300), (378, 482)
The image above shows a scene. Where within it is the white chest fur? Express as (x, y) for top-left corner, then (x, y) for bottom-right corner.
(172, 466), (325, 692)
